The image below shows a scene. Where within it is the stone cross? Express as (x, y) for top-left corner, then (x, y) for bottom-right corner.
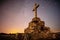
(33, 3), (39, 17)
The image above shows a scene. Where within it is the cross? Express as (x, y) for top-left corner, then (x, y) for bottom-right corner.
(33, 3), (39, 17)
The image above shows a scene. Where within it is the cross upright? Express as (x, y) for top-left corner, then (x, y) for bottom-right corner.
(33, 3), (39, 17)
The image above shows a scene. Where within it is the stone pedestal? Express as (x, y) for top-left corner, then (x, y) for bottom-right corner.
(24, 17), (51, 40)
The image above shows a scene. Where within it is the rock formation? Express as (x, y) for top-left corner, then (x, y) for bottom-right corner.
(24, 3), (51, 40)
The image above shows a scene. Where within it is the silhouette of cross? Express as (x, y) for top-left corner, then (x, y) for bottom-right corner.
(33, 3), (39, 17)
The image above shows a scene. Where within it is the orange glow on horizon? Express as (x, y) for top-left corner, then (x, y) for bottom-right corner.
(6, 28), (24, 33)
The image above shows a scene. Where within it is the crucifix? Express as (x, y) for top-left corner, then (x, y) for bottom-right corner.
(33, 3), (39, 17)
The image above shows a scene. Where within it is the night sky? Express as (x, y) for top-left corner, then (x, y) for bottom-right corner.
(0, 0), (60, 33)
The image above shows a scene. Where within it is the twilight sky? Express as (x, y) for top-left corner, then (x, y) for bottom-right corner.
(0, 0), (60, 33)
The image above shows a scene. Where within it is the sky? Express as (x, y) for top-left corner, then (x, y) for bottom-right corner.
(0, 0), (60, 33)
